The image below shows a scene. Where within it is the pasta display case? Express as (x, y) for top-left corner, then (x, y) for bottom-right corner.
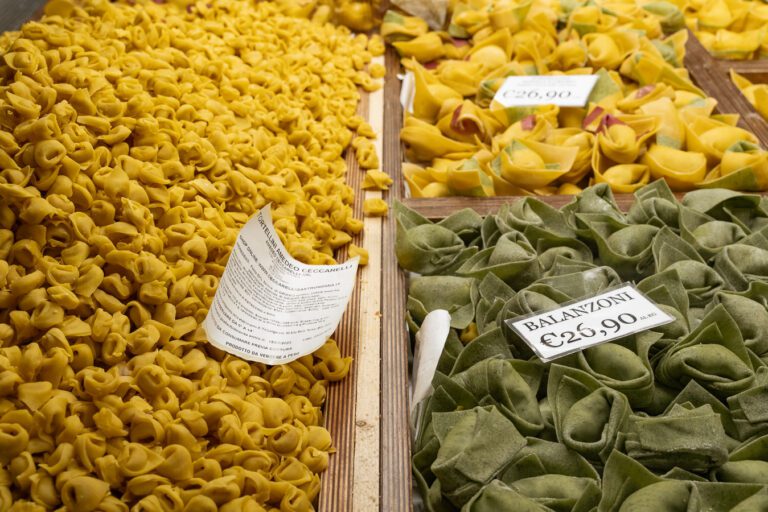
(0, 1), (767, 511)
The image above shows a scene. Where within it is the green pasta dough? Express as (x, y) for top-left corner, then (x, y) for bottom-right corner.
(400, 180), (768, 511)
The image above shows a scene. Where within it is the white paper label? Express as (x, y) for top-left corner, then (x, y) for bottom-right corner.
(506, 284), (674, 362)
(400, 71), (415, 114)
(493, 75), (599, 108)
(410, 309), (451, 441)
(411, 309), (451, 414)
(203, 204), (359, 365)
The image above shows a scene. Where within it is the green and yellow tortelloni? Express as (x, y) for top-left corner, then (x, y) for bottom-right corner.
(388, 1), (768, 197)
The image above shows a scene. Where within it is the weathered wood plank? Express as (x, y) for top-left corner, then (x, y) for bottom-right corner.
(320, 57), (386, 511)
(401, 194), (637, 219)
(684, 29), (768, 147)
(351, 54), (384, 512)
(380, 46), (414, 512)
(318, 87), (367, 512)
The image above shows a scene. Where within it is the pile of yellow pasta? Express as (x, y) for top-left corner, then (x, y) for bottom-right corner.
(0, 0), (382, 510)
(162, 0), (384, 32)
(386, 1), (768, 196)
(329, 0), (384, 32)
(685, 0), (768, 59)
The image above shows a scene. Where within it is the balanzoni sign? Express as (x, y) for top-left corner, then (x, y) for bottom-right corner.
(518, 289), (636, 332)
(507, 284), (674, 361)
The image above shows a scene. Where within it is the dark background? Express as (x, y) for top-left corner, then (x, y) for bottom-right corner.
(0, 0), (48, 33)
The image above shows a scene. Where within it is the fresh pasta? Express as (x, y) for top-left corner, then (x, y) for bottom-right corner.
(399, 180), (768, 510)
(686, 0), (768, 59)
(732, 70), (768, 123)
(0, 0), (379, 509)
(388, 3), (768, 196)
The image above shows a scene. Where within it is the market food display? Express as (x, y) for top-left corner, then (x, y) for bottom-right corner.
(387, 3), (768, 196)
(4, 0), (768, 510)
(398, 180), (768, 510)
(0, 0), (382, 509)
(685, 0), (768, 59)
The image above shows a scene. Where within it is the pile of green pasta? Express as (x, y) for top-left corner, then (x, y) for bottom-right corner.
(396, 180), (768, 511)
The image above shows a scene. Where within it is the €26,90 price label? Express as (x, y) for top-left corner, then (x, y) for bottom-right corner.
(506, 284), (674, 362)
(493, 75), (599, 108)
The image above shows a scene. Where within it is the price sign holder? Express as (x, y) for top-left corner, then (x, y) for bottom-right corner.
(493, 75), (599, 108)
(505, 283), (674, 362)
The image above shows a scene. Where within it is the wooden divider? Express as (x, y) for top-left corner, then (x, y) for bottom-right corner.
(684, 30), (768, 146)
(380, 46), (415, 512)
(402, 194), (636, 220)
(320, 56), (385, 512)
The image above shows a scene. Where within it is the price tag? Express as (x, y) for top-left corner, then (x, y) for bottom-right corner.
(493, 75), (599, 108)
(506, 284), (674, 362)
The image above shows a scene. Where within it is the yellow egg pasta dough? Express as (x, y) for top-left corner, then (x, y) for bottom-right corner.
(0, 0), (380, 510)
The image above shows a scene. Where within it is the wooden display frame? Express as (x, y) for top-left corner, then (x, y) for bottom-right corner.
(318, 58), (386, 512)
(683, 30), (768, 146)
(699, 46), (768, 147)
(380, 46), (414, 512)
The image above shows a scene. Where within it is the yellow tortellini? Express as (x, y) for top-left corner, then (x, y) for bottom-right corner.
(347, 244), (369, 266)
(732, 70), (768, 122)
(362, 198), (389, 216)
(362, 169), (394, 190)
(0, 0), (372, 509)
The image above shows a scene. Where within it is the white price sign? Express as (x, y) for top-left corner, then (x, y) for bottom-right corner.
(493, 75), (599, 108)
(506, 284), (674, 362)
